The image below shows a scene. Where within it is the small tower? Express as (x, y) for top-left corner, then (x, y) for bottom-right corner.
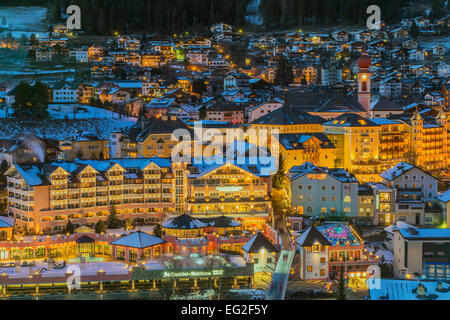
(411, 107), (423, 159)
(436, 108), (448, 165)
(436, 107), (447, 127)
(357, 50), (372, 114)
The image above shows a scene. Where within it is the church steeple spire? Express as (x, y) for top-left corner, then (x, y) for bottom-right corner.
(357, 50), (372, 115)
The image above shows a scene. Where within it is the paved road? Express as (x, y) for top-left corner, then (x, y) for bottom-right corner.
(274, 211), (294, 250)
(265, 249), (295, 300)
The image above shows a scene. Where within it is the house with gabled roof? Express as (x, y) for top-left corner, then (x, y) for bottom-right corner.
(242, 232), (279, 273)
(111, 230), (165, 262)
(295, 225), (331, 280)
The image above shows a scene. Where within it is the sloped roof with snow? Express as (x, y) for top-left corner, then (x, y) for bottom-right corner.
(296, 226), (331, 247)
(111, 230), (165, 248)
(437, 190), (450, 203)
(398, 227), (450, 240)
(242, 232), (279, 253)
(161, 214), (208, 230)
(380, 162), (415, 181)
(0, 216), (14, 228)
(288, 162), (358, 183)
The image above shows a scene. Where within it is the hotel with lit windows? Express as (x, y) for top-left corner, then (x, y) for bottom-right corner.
(186, 161), (273, 230)
(5, 158), (187, 234)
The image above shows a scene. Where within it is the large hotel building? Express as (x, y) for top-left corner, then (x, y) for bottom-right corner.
(5, 158), (187, 234)
(5, 156), (273, 234)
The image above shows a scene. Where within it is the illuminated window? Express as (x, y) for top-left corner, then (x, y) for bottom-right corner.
(307, 266), (312, 272)
(344, 196), (351, 202)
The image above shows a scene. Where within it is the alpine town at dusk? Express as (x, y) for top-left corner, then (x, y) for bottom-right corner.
(0, 0), (449, 305)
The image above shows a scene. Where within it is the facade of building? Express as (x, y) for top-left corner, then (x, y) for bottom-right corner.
(5, 158), (186, 234)
(324, 114), (380, 183)
(380, 162), (439, 225)
(115, 116), (193, 158)
(296, 223), (378, 280)
(58, 133), (109, 161)
(242, 232), (279, 273)
(186, 161), (272, 229)
(288, 162), (359, 217)
(393, 226), (450, 280)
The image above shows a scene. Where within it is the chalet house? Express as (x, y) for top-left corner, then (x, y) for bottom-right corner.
(248, 98), (284, 123)
(117, 36), (140, 51)
(212, 33), (232, 43)
(87, 45), (103, 61)
(390, 28), (409, 40)
(409, 65), (431, 77)
(210, 23), (232, 34)
(206, 102), (245, 124)
(52, 83), (78, 103)
(352, 30), (372, 42)
(186, 49), (209, 66)
(258, 36), (277, 48)
(52, 24), (68, 37)
(35, 48), (53, 62)
(141, 53), (167, 68)
(409, 49), (426, 61)
(69, 48), (89, 63)
(402, 39), (418, 50)
(331, 30), (349, 42)
(223, 73), (250, 91)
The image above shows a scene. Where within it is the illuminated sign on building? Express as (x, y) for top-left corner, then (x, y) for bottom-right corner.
(162, 269), (225, 279)
(216, 186), (243, 192)
(307, 174), (327, 180)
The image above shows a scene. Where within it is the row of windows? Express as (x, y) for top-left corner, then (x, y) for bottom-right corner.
(297, 195), (351, 202)
(298, 185), (337, 191)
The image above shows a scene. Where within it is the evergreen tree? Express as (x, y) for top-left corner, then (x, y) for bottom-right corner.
(107, 205), (122, 229)
(378, 256), (393, 278)
(13, 81), (49, 118)
(274, 56), (293, 87)
(95, 220), (107, 234)
(192, 78), (207, 96)
(0, 160), (8, 187)
(336, 270), (347, 300)
(29, 33), (38, 46)
(410, 20), (420, 39)
(272, 154), (287, 190)
(153, 223), (163, 238)
(64, 219), (75, 234)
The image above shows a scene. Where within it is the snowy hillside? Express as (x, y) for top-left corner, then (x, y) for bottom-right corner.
(0, 104), (136, 140)
(0, 7), (48, 39)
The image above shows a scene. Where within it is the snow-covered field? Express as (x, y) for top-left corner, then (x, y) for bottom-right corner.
(0, 69), (75, 76)
(0, 7), (48, 39)
(370, 279), (450, 300)
(0, 104), (136, 140)
(366, 245), (394, 263)
(421, 36), (450, 51)
(229, 288), (266, 300)
(0, 261), (130, 279)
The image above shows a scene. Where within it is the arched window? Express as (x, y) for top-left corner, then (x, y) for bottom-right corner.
(307, 207), (312, 213)
(321, 207), (327, 213)
(362, 81), (367, 92)
(297, 206), (304, 214)
(344, 207), (351, 213)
